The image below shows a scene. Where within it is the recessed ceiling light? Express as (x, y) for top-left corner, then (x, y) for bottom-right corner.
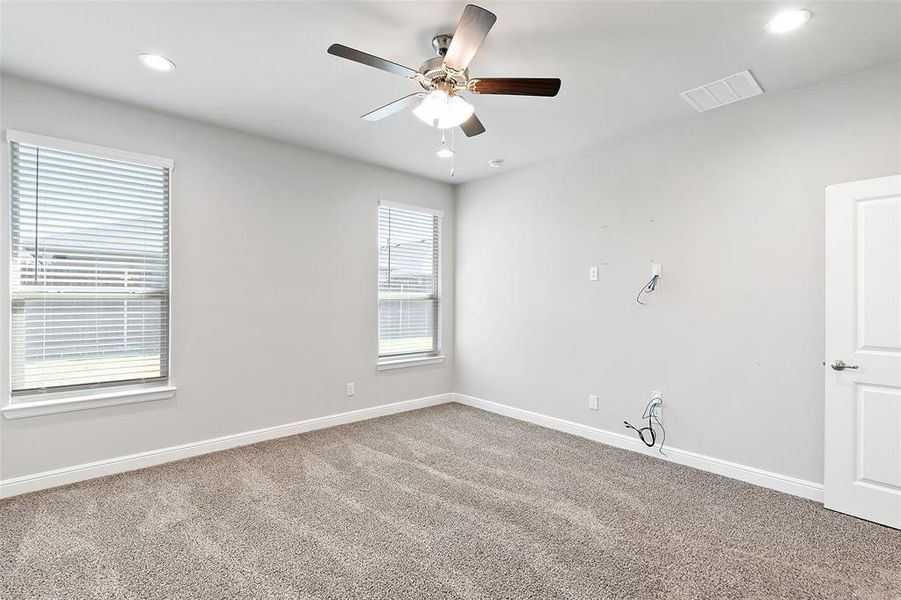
(765, 9), (812, 34)
(488, 159), (505, 168)
(138, 53), (176, 72)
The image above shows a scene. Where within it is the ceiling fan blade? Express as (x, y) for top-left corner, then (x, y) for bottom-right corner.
(469, 78), (562, 97)
(327, 43), (417, 78)
(460, 114), (486, 137)
(443, 4), (497, 74)
(361, 93), (425, 121)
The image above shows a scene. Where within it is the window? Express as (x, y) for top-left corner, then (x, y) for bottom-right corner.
(8, 132), (172, 399)
(378, 201), (442, 362)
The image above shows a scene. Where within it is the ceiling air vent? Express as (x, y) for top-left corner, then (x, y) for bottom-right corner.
(680, 70), (763, 113)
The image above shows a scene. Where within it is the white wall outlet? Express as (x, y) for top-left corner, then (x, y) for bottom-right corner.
(651, 390), (662, 401)
(588, 394), (598, 410)
(651, 263), (662, 277)
(589, 266), (599, 281)
(346, 382), (355, 397)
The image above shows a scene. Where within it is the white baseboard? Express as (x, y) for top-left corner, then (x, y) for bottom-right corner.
(1, 392), (825, 503)
(453, 393), (824, 503)
(0, 393), (453, 499)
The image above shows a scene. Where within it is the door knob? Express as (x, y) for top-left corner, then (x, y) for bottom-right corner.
(831, 360), (859, 371)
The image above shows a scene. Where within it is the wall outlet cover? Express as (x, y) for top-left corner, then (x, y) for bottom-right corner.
(588, 395), (599, 410)
(589, 266), (599, 281)
(346, 383), (355, 397)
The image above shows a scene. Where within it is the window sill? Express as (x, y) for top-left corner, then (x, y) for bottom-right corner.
(2, 385), (177, 420)
(376, 355), (446, 371)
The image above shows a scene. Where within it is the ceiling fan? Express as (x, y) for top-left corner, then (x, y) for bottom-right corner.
(327, 4), (561, 138)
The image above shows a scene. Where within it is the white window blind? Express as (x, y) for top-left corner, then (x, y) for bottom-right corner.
(378, 202), (441, 359)
(9, 137), (171, 397)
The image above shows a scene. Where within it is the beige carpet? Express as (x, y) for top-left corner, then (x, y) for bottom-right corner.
(2, 403), (899, 599)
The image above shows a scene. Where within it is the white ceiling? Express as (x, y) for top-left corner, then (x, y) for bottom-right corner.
(2, 1), (899, 183)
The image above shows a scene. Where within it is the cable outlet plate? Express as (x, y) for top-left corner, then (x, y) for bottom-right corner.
(649, 391), (662, 418)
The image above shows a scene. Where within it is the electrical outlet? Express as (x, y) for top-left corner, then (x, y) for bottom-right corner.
(589, 266), (599, 281)
(588, 394), (598, 410)
(651, 263), (662, 277)
(651, 390), (662, 401)
(346, 383), (355, 397)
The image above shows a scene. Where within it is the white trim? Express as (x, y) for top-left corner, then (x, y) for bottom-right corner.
(378, 198), (444, 218)
(377, 355), (446, 371)
(0, 391), (826, 502)
(165, 146), (176, 404)
(453, 394), (825, 502)
(2, 385), (176, 420)
(2, 127), (10, 421)
(0, 393), (453, 498)
(4, 129), (174, 169)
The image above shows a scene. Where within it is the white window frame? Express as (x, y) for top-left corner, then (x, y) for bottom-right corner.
(2, 130), (176, 419)
(376, 199), (445, 370)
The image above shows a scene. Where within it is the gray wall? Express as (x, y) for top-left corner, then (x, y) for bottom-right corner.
(454, 63), (901, 485)
(3, 63), (899, 486)
(0, 75), (454, 479)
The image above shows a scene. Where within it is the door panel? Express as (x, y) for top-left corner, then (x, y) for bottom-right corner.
(857, 196), (901, 351)
(825, 175), (901, 529)
(856, 384), (901, 490)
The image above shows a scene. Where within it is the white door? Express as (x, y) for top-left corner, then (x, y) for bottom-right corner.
(825, 174), (901, 529)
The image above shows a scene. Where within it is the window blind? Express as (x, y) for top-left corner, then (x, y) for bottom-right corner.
(10, 140), (170, 396)
(378, 203), (440, 358)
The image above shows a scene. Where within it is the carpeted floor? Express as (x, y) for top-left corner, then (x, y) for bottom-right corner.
(2, 403), (899, 600)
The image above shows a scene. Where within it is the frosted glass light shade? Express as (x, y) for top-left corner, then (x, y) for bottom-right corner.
(413, 90), (474, 129)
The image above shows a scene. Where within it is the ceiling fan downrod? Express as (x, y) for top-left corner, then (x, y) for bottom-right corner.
(431, 34), (453, 57)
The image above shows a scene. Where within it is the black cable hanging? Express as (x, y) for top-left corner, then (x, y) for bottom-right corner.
(636, 274), (659, 306)
(624, 397), (667, 455)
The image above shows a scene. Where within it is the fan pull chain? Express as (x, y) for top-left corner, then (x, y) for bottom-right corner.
(450, 127), (456, 180)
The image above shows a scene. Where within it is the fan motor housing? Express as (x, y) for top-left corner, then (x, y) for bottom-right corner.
(419, 36), (469, 90)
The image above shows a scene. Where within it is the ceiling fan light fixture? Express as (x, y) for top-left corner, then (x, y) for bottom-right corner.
(413, 90), (475, 129)
(328, 4), (559, 138)
(436, 147), (455, 158)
